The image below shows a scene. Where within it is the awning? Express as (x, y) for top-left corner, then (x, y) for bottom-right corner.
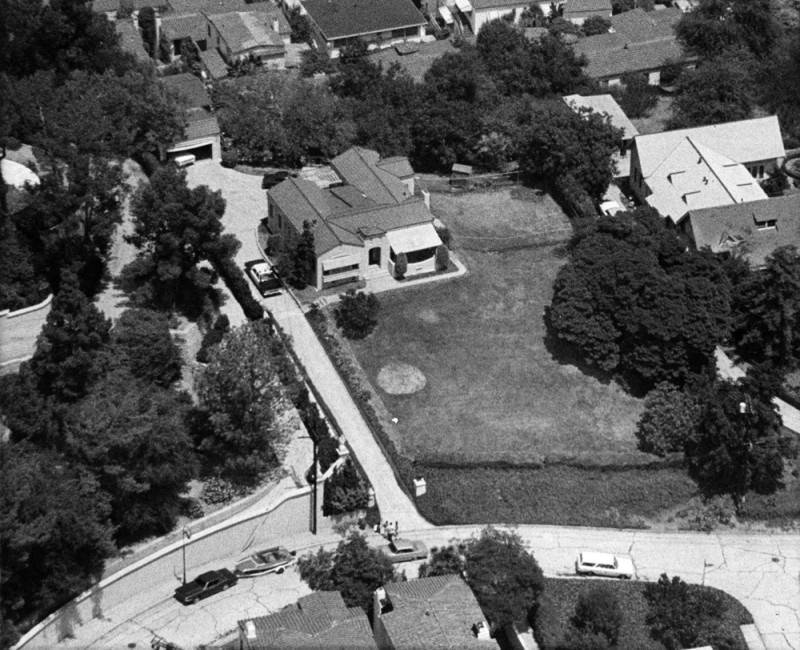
(321, 256), (359, 271)
(438, 5), (454, 23)
(454, 0), (472, 13)
(386, 223), (442, 253)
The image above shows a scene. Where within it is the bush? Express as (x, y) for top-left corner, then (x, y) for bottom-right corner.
(323, 459), (370, 515)
(221, 150), (239, 168)
(572, 585), (623, 646)
(435, 245), (449, 272)
(334, 290), (379, 339)
(196, 314), (230, 363)
(616, 73), (659, 118)
(201, 476), (246, 505)
(210, 255), (264, 320)
(551, 174), (596, 221)
(394, 252), (407, 279)
(635, 383), (699, 456)
(582, 15), (611, 36)
(435, 225), (452, 248)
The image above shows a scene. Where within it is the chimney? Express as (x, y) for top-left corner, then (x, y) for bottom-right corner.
(245, 620), (257, 640)
(272, 17), (280, 32)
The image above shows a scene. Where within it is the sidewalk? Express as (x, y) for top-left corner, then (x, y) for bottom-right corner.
(266, 291), (431, 532)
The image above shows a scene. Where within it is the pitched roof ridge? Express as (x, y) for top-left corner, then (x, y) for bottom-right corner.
(327, 195), (424, 221)
(353, 146), (402, 202)
(685, 137), (739, 202)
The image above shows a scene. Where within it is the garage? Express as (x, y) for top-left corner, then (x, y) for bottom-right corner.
(169, 142), (214, 161)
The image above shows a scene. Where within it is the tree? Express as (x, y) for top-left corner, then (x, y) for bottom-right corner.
(287, 6), (313, 43)
(334, 290), (380, 339)
(111, 308), (183, 387)
(64, 369), (197, 543)
(636, 382), (701, 455)
(528, 35), (594, 97)
(546, 210), (732, 389)
(137, 6), (157, 58)
(731, 246), (800, 370)
(684, 376), (789, 511)
(520, 3), (547, 27)
(123, 165), (234, 315)
(644, 574), (735, 650)
(195, 321), (292, 485)
(463, 527), (544, 629)
(300, 47), (334, 77)
(582, 15), (611, 35)
(517, 101), (620, 201)
(668, 55), (754, 129)
(614, 72), (658, 118)
(571, 585), (623, 645)
(279, 220), (316, 289)
(477, 20), (534, 96)
(322, 459), (369, 516)
(418, 544), (466, 578)
(28, 270), (111, 402)
(0, 216), (47, 311)
(1, 441), (114, 646)
(297, 531), (398, 613)
(758, 31), (800, 144)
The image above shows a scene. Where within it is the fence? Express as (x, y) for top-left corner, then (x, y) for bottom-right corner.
(417, 170), (521, 194)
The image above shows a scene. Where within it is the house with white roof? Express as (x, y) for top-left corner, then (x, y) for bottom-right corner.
(267, 147), (444, 290)
(629, 116), (785, 224)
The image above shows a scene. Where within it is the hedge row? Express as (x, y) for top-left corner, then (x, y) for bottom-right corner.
(549, 173), (597, 222)
(209, 254), (264, 320)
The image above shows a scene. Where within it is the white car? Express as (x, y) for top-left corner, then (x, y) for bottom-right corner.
(599, 200), (622, 216)
(575, 551), (634, 579)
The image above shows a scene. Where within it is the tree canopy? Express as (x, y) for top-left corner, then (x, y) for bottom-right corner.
(111, 308), (183, 387)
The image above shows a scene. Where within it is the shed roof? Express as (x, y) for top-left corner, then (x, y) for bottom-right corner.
(161, 13), (207, 41)
(300, 0), (426, 40)
(687, 194), (800, 268)
(199, 47), (229, 78)
(563, 93), (639, 140)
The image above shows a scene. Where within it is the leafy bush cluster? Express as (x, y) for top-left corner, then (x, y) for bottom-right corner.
(196, 314), (231, 363)
(210, 253), (264, 321)
(323, 459), (370, 516)
(334, 290), (380, 339)
(200, 476), (247, 505)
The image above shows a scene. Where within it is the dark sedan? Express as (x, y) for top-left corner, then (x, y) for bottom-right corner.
(173, 569), (237, 605)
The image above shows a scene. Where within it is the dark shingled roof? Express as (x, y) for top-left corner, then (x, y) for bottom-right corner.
(331, 147), (410, 204)
(239, 591), (374, 650)
(161, 72), (212, 108)
(301, 0), (426, 40)
(563, 0), (612, 15)
(199, 47), (229, 78)
(166, 0), (248, 15)
(161, 13), (208, 41)
(687, 194), (800, 269)
(115, 21), (151, 61)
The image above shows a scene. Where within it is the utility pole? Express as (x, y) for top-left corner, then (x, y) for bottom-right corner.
(181, 527), (191, 585)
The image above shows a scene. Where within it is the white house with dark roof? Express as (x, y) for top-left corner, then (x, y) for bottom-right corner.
(373, 575), (496, 649)
(267, 147), (443, 290)
(563, 0), (612, 26)
(299, 0), (426, 57)
(629, 116), (785, 224)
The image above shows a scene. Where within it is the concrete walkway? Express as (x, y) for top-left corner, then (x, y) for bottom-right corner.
(266, 291), (432, 532)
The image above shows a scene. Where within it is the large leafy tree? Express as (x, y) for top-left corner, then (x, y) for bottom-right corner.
(731, 246), (800, 371)
(758, 31), (800, 144)
(111, 308), (183, 387)
(477, 20), (536, 96)
(684, 375), (790, 511)
(463, 527), (544, 629)
(547, 209), (732, 389)
(517, 101), (621, 202)
(297, 531), (398, 613)
(570, 585), (623, 646)
(635, 382), (701, 456)
(122, 165), (234, 314)
(1, 441), (114, 646)
(195, 321), (292, 485)
(28, 270), (111, 402)
(64, 369), (197, 543)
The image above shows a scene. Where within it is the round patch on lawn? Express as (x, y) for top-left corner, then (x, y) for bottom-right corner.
(418, 308), (440, 324)
(377, 362), (427, 395)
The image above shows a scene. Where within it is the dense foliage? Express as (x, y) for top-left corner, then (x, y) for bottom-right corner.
(635, 382), (701, 456)
(547, 209), (731, 390)
(334, 290), (380, 339)
(569, 585), (623, 646)
(111, 308), (183, 387)
(322, 458), (370, 516)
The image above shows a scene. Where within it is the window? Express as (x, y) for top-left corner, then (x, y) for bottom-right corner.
(755, 218), (777, 230)
(207, 25), (211, 37)
(758, 165), (764, 178)
(322, 263), (359, 277)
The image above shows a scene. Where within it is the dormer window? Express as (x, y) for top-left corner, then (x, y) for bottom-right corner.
(754, 217), (777, 230)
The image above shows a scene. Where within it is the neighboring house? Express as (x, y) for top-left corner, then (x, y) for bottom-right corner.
(629, 116), (785, 224)
(448, 0), (555, 35)
(373, 575), (497, 649)
(160, 73), (221, 161)
(90, 0), (153, 20)
(114, 19), (152, 62)
(161, 13), (209, 56)
(563, 0), (612, 26)
(238, 591), (375, 649)
(267, 147), (444, 291)
(205, 8), (290, 67)
(682, 194), (800, 269)
(563, 93), (639, 177)
(573, 7), (692, 85)
(299, 0), (426, 57)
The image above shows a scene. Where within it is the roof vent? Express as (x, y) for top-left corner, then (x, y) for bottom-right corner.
(245, 620), (257, 640)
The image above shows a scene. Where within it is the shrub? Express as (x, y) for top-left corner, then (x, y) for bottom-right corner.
(201, 476), (245, 505)
(196, 314), (230, 363)
(334, 290), (379, 339)
(571, 585), (623, 646)
(394, 253), (407, 279)
(221, 149), (239, 168)
(300, 399), (340, 473)
(551, 174), (597, 222)
(323, 459), (370, 515)
(616, 72), (659, 118)
(435, 225), (452, 248)
(582, 15), (611, 36)
(635, 382), (700, 456)
(435, 245), (449, 272)
(211, 255), (263, 320)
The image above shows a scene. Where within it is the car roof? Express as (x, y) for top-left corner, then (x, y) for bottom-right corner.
(197, 570), (220, 581)
(579, 552), (616, 564)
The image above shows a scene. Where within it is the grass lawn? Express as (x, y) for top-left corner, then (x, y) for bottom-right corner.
(349, 243), (646, 464)
(630, 96), (674, 135)
(534, 577), (752, 650)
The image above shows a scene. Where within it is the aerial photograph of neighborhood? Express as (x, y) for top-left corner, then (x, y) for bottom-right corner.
(1, 0), (799, 648)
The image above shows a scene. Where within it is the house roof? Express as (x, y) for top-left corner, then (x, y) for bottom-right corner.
(331, 148), (410, 204)
(239, 591), (374, 650)
(644, 137), (767, 223)
(161, 13), (208, 41)
(206, 9), (289, 54)
(634, 116), (785, 179)
(166, 0), (248, 15)
(115, 21), (151, 62)
(470, 0), (530, 10)
(687, 194), (800, 268)
(199, 47), (229, 78)
(161, 72), (212, 108)
(610, 6), (680, 42)
(92, 0), (152, 13)
(184, 111), (220, 139)
(330, 199), (433, 237)
(563, 93), (639, 140)
(380, 576), (494, 649)
(300, 0), (426, 40)
(377, 156), (415, 179)
(563, 0), (612, 15)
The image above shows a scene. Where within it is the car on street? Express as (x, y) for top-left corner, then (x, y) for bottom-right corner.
(575, 552), (634, 579)
(379, 538), (428, 563)
(245, 259), (282, 297)
(261, 171), (291, 189)
(173, 569), (238, 605)
(234, 546), (296, 577)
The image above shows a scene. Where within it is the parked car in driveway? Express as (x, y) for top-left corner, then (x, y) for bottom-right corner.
(234, 546), (296, 577)
(379, 538), (428, 563)
(262, 170), (291, 189)
(174, 569), (237, 605)
(575, 552), (634, 579)
(245, 259), (282, 297)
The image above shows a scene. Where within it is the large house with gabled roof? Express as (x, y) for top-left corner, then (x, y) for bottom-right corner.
(267, 147), (443, 290)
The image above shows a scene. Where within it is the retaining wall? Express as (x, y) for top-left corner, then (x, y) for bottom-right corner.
(0, 294), (52, 367)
